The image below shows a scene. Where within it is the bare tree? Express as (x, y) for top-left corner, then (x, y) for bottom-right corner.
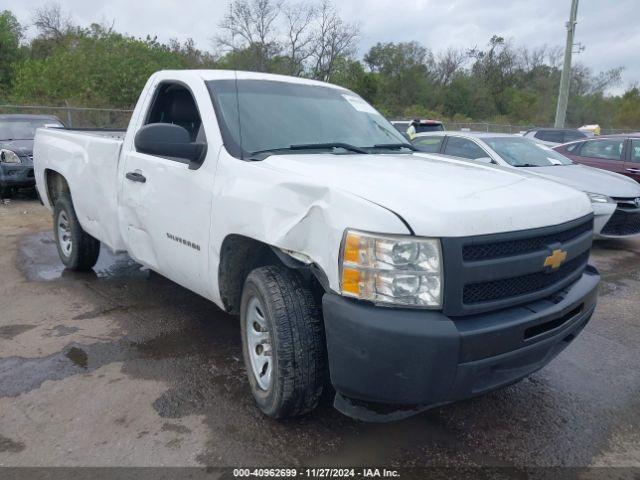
(216, 0), (282, 71)
(310, 1), (359, 81)
(517, 45), (547, 71)
(283, 3), (316, 76)
(546, 45), (564, 68)
(32, 1), (73, 40)
(434, 47), (467, 85)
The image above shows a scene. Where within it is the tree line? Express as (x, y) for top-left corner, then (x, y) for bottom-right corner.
(1, 1), (639, 129)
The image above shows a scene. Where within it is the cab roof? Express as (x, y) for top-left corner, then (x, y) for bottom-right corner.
(156, 69), (349, 91)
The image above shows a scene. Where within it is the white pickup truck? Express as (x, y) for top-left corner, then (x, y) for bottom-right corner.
(34, 70), (600, 421)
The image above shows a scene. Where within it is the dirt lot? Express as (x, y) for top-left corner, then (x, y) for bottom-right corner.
(1, 195), (639, 468)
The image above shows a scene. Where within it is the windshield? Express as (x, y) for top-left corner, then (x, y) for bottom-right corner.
(0, 119), (63, 140)
(207, 79), (409, 158)
(484, 137), (573, 167)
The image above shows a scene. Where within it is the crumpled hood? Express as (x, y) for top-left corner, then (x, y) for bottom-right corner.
(262, 153), (592, 237)
(526, 164), (640, 198)
(0, 139), (33, 163)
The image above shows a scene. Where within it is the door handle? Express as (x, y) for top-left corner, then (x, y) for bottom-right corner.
(125, 171), (146, 183)
(626, 168), (640, 174)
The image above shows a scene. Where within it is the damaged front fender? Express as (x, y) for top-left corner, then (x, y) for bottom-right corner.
(207, 151), (411, 308)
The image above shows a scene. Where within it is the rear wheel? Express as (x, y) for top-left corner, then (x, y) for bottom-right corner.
(53, 193), (101, 271)
(240, 265), (327, 418)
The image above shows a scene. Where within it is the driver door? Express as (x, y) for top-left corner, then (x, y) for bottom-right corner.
(119, 81), (213, 297)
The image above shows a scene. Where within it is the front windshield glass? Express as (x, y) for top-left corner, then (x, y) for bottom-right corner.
(0, 119), (63, 140)
(207, 79), (409, 158)
(484, 136), (573, 167)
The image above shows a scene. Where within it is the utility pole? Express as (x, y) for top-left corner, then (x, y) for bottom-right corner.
(554, 0), (579, 128)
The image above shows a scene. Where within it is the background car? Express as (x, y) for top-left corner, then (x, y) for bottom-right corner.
(412, 131), (640, 238)
(392, 119), (444, 139)
(0, 114), (64, 197)
(523, 127), (588, 146)
(554, 134), (640, 184)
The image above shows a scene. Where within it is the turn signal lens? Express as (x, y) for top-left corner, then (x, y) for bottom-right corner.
(343, 232), (361, 263)
(341, 267), (361, 295)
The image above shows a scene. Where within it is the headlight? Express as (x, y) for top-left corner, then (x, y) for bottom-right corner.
(340, 230), (443, 308)
(586, 192), (613, 204)
(0, 149), (21, 164)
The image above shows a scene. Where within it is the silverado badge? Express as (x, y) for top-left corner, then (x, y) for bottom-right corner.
(543, 249), (567, 272)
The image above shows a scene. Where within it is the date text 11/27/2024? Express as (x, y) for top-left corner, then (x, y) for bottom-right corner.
(232, 468), (400, 478)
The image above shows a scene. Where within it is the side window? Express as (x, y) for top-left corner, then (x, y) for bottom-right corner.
(631, 139), (640, 163)
(443, 136), (488, 160)
(535, 130), (564, 143)
(563, 130), (586, 142)
(579, 139), (624, 161)
(145, 83), (205, 143)
(564, 142), (582, 153)
(413, 136), (444, 153)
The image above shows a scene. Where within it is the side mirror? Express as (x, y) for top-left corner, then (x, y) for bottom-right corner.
(475, 156), (494, 164)
(134, 123), (206, 167)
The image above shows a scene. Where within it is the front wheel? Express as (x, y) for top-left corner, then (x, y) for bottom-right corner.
(53, 193), (101, 271)
(240, 265), (327, 418)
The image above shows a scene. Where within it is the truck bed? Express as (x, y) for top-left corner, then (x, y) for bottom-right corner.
(60, 128), (126, 141)
(33, 127), (127, 252)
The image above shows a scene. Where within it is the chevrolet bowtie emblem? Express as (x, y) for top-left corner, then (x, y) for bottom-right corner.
(543, 249), (567, 271)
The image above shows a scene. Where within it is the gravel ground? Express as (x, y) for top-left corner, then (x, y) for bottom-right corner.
(0, 195), (639, 468)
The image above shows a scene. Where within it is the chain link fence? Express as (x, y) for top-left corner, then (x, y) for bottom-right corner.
(2, 104), (637, 135)
(445, 122), (536, 134)
(444, 122), (637, 135)
(0, 104), (133, 129)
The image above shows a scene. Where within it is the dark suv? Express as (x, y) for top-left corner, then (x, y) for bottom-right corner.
(0, 114), (64, 197)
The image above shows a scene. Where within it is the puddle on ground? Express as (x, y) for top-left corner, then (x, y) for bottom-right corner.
(0, 434), (26, 453)
(0, 324), (36, 340)
(0, 343), (118, 397)
(43, 325), (81, 338)
(18, 231), (148, 282)
(65, 346), (88, 369)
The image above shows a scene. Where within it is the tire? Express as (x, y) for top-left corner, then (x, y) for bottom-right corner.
(53, 193), (101, 271)
(240, 265), (327, 418)
(0, 186), (11, 199)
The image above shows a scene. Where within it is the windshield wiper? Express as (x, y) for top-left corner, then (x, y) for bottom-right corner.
(290, 142), (369, 154)
(249, 147), (296, 159)
(514, 163), (543, 167)
(369, 143), (417, 151)
(249, 142), (368, 160)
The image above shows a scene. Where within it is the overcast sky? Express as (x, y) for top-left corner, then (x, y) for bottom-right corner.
(6, 0), (639, 94)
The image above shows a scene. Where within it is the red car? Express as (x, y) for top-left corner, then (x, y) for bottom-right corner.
(553, 134), (640, 183)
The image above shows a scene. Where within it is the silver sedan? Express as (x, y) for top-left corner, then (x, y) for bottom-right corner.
(412, 131), (640, 238)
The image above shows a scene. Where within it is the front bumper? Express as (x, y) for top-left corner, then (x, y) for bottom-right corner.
(0, 162), (36, 188)
(323, 266), (599, 420)
(592, 202), (616, 237)
(593, 202), (640, 238)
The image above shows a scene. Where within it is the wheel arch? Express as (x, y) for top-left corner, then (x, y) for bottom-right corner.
(43, 169), (71, 207)
(217, 234), (329, 315)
